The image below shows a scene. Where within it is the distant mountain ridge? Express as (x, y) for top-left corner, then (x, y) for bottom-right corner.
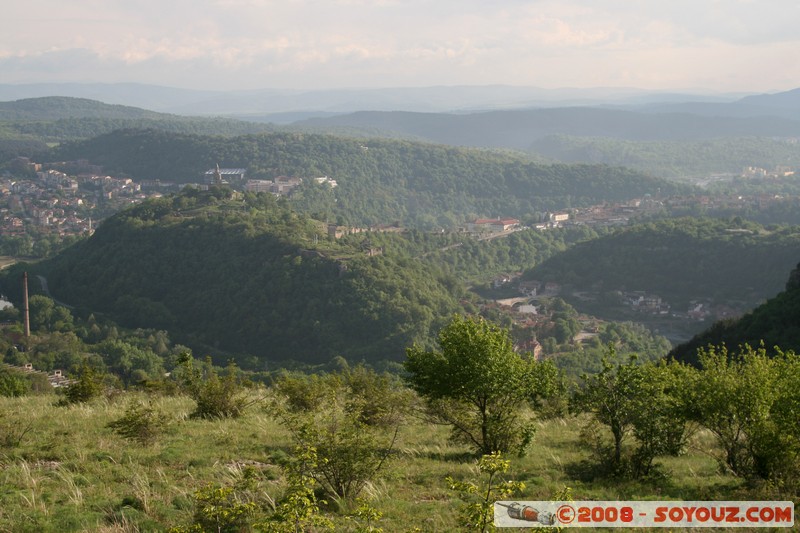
(0, 96), (165, 121)
(526, 135), (800, 178)
(738, 87), (800, 109)
(638, 88), (800, 120)
(0, 82), (752, 115)
(294, 107), (800, 149)
(0, 96), (275, 141)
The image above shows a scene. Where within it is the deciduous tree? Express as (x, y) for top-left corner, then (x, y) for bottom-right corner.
(404, 315), (555, 455)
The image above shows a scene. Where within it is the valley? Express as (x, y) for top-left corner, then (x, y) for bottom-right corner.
(0, 89), (799, 531)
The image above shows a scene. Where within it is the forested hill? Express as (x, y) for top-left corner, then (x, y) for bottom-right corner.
(294, 108), (800, 148)
(523, 218), (800, 310)
(670, 263), (800, 365)
(52, 129), (691, 228)
(527, 135), (800, 178)
(4, 189), (463, 364)
(0, 96), (163, 120)
(0, 96), (275, 141)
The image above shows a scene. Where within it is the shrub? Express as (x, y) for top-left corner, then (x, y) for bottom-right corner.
(179, 357), (248, 419)
(571, 351), (694, 478)
(107, 401), (169, 445)
(446, 452), (525, 532)
(273, 372), (340, 413)
(0, 367), (29, 397)
(342, 365), (415, 428)
(259, 441), (334, 532)
(60, 362), (105, 405)
(168, 483), (257, 533)
(275, 366), (415, 428)
(273, 392), (399, 502)
(691, 344), (800, 489)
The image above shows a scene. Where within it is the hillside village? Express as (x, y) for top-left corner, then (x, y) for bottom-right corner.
(1, 150), (796, 330)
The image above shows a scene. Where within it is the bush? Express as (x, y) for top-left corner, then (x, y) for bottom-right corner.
(273, 372), (340, 413)
(259, 442), (334, 532)
(691, 344), (800, 489)
(275, 366), (415, 428)
(60, 362), (105, 405)
(342, 365), (415, 428)
(107, 401), (169, 445)
(0, 368), (29, 397)
(273, 391), (399, 502)
(191, 370), (247, 419)
(446, 452), (525, 532)
(169, 483), (257, 533)
(179, 356), (249, 419)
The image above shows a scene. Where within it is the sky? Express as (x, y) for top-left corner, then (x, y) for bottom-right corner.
(3, 0), (800, 93)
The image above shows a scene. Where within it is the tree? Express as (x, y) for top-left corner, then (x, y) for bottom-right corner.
(0, 368), (29, 397)
(627, 360), (696, 477)
(690, 344), (800, 484)
(404, 315), (553, 455)
(259, 440), (334, 532)
(571, 350), (694, 477)
(97, 340), (164, 385)
(572, 353), (641, 469)
(60, 362), (105, 404)
(26, 295), (75, 333)
(28, 295), (55, 333)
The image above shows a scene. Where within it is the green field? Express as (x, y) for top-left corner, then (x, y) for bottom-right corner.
(0, 391), (774, 532)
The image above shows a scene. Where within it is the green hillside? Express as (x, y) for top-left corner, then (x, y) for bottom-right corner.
(0, 96), (275, 142)
(528, 135), (800, 178)
(3, 189), (463, 364)
(0, 96), (164, 121)
(52, 129), (691, 228)
(295, 107), (800, 146)
(524, 218), (800, 310)
(670, 262), (800, 364)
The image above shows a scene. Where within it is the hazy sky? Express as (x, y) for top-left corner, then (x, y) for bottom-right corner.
(3, 0), (799, 93)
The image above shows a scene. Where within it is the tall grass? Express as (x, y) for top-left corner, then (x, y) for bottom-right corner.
(0, 392), (771, 532)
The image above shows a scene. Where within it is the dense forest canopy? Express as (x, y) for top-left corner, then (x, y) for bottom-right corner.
(524, 217), (800, 309)
(294, 107), (800, 146)
(0, 97), (165, 121)
(3, 189), (466, 364)
(527, 135), (800, 178)
(0, 96), (276, 141)
(51, 129), (692, 228)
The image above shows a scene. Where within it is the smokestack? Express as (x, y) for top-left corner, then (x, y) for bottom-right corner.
(22, 272), (30, 337)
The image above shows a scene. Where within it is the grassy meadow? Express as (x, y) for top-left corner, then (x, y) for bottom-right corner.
(0, 388), (777, 533)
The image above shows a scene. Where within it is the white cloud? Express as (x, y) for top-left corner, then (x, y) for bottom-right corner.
(2, 0), (799, 91)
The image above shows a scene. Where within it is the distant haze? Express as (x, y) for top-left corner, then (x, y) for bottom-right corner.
(3, 1), (800, 94)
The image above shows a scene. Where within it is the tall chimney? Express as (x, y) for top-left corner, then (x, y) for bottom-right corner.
(22, 272), (30, 337)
